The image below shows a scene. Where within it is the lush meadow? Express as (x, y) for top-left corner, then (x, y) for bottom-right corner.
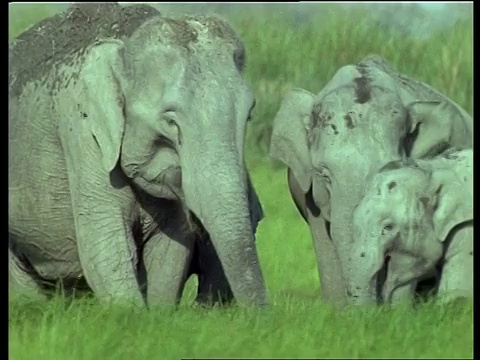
(9, 4), (473, 359)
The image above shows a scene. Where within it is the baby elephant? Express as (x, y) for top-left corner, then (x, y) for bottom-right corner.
(346, 149), (473, 306)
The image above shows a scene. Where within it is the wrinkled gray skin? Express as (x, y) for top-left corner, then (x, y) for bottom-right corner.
(270, 56), (473, 307)
(136, 173), (265, 307)
(183, 177), (265, 306)
(8, 3), (268, 307)
(349, 149), (473, 305)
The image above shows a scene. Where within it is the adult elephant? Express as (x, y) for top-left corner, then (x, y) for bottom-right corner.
(8, 3), (268, 307)
(269, 55), (473, 307)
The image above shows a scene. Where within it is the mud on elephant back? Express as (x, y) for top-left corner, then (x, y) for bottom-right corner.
(269, 55), (473, 308)
(8, 3), (268, 308)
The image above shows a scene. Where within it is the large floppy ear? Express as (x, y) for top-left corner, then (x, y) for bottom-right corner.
(406, 100), (469, 158)
(246, 172), (264, 236)
(269, 88), (315, 193)
(422, 185), (473, 242)
(81, 38), (127, 173)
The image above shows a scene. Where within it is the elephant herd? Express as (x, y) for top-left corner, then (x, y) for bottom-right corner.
(8, 3), (473, 310)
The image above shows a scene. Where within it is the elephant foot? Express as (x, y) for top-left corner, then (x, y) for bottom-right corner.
(9, 248), (48, 302)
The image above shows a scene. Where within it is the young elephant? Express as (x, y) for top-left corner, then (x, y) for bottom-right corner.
(347, 149), (473, 306)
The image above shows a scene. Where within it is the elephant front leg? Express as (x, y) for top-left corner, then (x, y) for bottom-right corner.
(142, 231), (195, 307)
(436, 228), (473, 304)
(64, 150), (145, 306)
(9, 246), (47, 301)
(74, 211), (144, 306)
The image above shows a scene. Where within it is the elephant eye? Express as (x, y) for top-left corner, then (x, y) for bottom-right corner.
(247, 99), (256, 122)
(166, 117), (177, 127)
(381, 222), (395, 235)
(322, 175), (331, 185)
(246, 110), (254, 123)
(316, 167), (331, 185)
(162, 111), (178, 128)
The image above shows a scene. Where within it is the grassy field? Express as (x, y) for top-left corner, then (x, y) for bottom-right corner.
(9, 4), (473, 359)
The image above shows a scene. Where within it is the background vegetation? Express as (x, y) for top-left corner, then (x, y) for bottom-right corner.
(9, 3), (473, 359)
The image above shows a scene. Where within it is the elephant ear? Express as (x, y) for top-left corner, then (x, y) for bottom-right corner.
(269, 88), (315, 193)
(81, 39), (127, 173)
(406, 100), (464, 158)
(423, 186), (473, 242)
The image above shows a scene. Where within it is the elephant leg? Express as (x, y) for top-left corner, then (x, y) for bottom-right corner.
(142, 231), (195, 307)
(437, 228), (473, 304)
(193, 235), (234, 307)
(9, 246), (47, 301)
(62, 145), (145, 306)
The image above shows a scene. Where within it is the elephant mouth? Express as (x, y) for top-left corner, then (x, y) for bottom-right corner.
(135, 175), (180, 199)
(378, 255), (440, 305)
(125, 165), (183, 201)
(376, 254), (391, 304)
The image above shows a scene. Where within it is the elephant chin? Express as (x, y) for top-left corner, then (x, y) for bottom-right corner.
(130, 175), (183, 201)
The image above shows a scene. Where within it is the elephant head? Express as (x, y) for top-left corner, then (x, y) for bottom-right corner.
(80, 15), (267, 306)
(269, 56), (473, 305)
(348, 152), (473, 305)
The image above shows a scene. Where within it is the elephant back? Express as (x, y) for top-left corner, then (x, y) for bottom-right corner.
(9, 3), (160, 98)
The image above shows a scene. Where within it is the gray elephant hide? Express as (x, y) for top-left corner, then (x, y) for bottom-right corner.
(269, 54), (473, 308)
(9, 3), (268, 307)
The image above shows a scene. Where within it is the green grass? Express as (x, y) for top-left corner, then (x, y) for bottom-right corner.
(9, 4), (473, 359)
(9, 295), (473, 359)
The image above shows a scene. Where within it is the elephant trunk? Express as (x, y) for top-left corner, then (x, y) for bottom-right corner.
(345, 246), (387, 306)
(180, 145), (268, 307)
(328, 191), (365, 304)
(329, 189), (385, 306)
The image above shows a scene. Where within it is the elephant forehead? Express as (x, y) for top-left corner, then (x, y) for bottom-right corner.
(129, 47), (187, 88)
(310, 134), (396, 183)
(127, 47), (250, 115)
(189, 68), (252, 114)
(374, 165), (426, 187)
(356, 194), (390, 220)
(309, 89), (405, 154)
(359, 183), (417, 220)
(333, 87), (402, 127)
